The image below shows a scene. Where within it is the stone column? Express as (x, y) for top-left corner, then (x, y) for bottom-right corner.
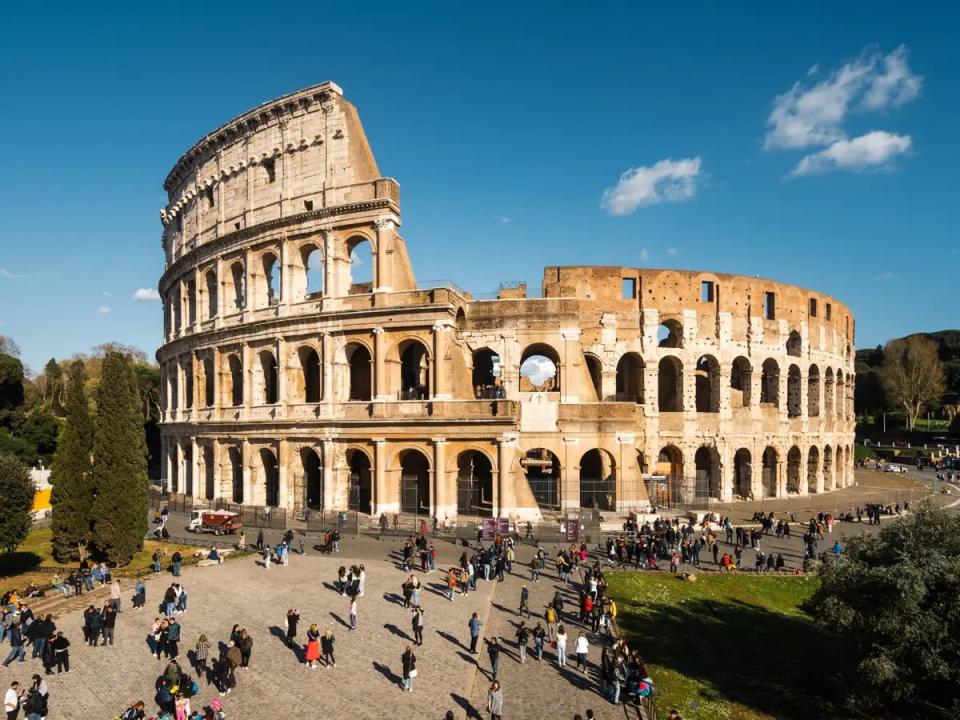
(561, 436), (580, 510)
(374, 439), (388, 514)
(718, 361), (733, 419)
(433, 439), (448, 520)
(373, 328), (387, 400)
(643, 362), (659, 416)
(279, 238), (291, 311)
(190, 437), (200, 500)
(212, 348), (221, 419)
(214, 256), (224, 328)
(162, 437), (172, 492)
(241, 439), (252, 507)
(242, 343), (252, 416)
(432, 323), (451, 400)
(322, 334), (333, 404)
(193, 268), (202, 332)
(322, 440), (336, 510)
(374, 218), (393, 292)
(559, 328), (581, 403)
(212, 439), (222, 500)
(278, 439), (290, 510)
(497, 437), (515, 517)
(277, 338), (288, 412)
(323, 230), (338, 298)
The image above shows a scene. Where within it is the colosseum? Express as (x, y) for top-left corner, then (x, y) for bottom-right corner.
(156, 82), (856, 522)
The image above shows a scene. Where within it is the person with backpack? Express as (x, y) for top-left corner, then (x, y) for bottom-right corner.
(119, 701), (145, 720)
(532, 622), (546, 661)
(166, 618), (181, 659)
(514, 622), (529, 663)
(101, 601), (118, 646)
(171, 549), (182, 577)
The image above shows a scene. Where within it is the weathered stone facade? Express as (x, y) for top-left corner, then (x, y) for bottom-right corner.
(156, 82), (856, 520)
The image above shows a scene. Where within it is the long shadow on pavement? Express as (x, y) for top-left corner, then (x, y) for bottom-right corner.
(268, 625), (304, 662)
(372, 661), (402, 688)
(450, 692), (483, 719)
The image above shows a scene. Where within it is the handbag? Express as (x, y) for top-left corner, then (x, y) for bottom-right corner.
(408, 668), (417, 677)
(550, 640), (557, 649)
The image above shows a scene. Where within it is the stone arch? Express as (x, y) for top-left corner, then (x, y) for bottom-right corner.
(730, 356), (752, 408)
(257, 349), (278, 405)
(259, 447), (280, 507)
(761, 359), (780, 406)
(695, 355), (720, 413)
(786, 331), (802, 357)
(345, 342), (372, 401)
(228, 446), (243, 503)
(615, 352), (644, 403)
(229, 260), (245, 311)
(519, 343), (561, 393)
(762, 446), (778, 498)
(824, 368), (835, 417)
(262, 251), (281, 306)
(202, 355), (215, 407)
(457, 450), (494, 517)
(658, 356), (683, 412)
(807, 446), (820, 494)
(823, 445), (834, 490)
(398, 448), (431, 514)
(584, 353), (603, 401)
(472, 347), (501, 398)
(302, 243), (324, 297)
(807, 364), (821, 417)
(657, 319), (683, 348)
(657, 445), (684, 503)
(204, 269), (218, 319)
(579, 448), (616, 511)
(226, 354), (243, 407)
(347, 235), (373, 292)
(398, 338), (430, 400)
(787, 364), (802, 417)
(521, 448), (561, 510)
(787, 446), (802, 493)
(694, 446), (721, 499)
(734, 448), (752, 498)
(301, 446), (323, 511)
(346, 448), (372, 515)
(298, 345), (322, 403)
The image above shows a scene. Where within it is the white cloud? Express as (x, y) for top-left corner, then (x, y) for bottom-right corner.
(666, 247), (679, 256)
(875, 271), (898, 281)
(133, 288), (161, 301)
(496, 216), (512, 225)
(0, 268), (26, 280)
(765, 45), (921, 151)
(791, 131), (911, 177)
(639, 249), (650, 263)
(520, 356), (557, 387)
(601, 157), (702, 216)
(97, 306), (112, 315)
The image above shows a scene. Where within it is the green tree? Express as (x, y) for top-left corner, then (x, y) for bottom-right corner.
(41, 358), (65, 415)
(0, 353), (25, 410)
(49, 361), (94, 561)
(0, 335), (20, 358)
(90, 352), (148, 565)
(21, 410), (60, 461)
(0, 452), (34, 553)
(808, 504), (960, 715)
(881, 336), (946, 431)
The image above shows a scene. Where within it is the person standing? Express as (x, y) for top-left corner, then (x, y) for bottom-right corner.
(485, 637), (501, 680)
(468, 613), (482, 654)
(194, 635), (209, 680)
(304, 625), (320, 669)
(575, 632), (589, 672)
(532, 622), (546, 661)
(110, 579), (122, 612)
(545, 603), (557, 641)
(171, 549), (182, 577)
(163, 586), (176, 619)
(321, 628), (336, 668)
(133, 580), (146, 610)
(4, 682), (21, 720)
(285, 609), (299, 647)
(487, 680), (503, 720)
(411, 607), (424, 646)
(238, 629), (252, 669)
(166, 618), (181, 659)
(21, 676), (46, 720)
(52, 632), (70, 674)
(515, 622), (529, 663)
(401, 645), (416, 692)
(101, 601), (118, 646)
(348, 595), (358, 631)
(556, 625), (568, 668)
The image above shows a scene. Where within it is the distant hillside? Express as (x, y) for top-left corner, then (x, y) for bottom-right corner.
(856, 330), (960, 414)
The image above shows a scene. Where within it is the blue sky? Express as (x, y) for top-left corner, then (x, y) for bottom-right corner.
(1, 2), (957, 372)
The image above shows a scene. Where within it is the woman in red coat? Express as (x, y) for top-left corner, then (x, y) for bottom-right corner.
(305, 624), (321, 669)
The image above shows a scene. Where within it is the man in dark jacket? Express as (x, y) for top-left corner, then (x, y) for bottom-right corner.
(84, 605), (102, 646)
(1, 622), (25, 666)
(101, 602), (118, 646)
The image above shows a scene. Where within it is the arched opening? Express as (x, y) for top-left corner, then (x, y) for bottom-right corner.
(823, 445), (834, 491)
(457, 451), (493, 517)
(657, 446), (684, 504)
(584, 354), (603, 401)
(694, 446), (720, 499)
(519, 344), (560, 392)
(734, 449), (752, 498)
(399, 340), (430, 400)
(824, 369), (835, 417)
(579, 449), (616, 511)
(184, 365), (194, 409)
(228, 355), (243, 407)
(303, 246), (324, 296)
(786, 331), (802, 357)
(399, 449), (431, 515)
(299, 346), (322, 403)
(203, 356), (215, 407)
(730, 356), (752, 407)
(472, 348), (501, 398)
(348, 237), (373, 293)
(203, 446), (215, 501)
(346, 450), (372, 515)
(522, 448), (560, 510)
(615, 353), (644, 403)
(302, 448), (323, 511)
(186, 278), (197, 325)
(807, 446), (820, 494)
(171, 291), (182, 332)
(205, 270), (218, 319)
(455, 308), (466, 332)
(260, 448), (279, 507)
(657, 319), (683, 348)
(836, 371), (845, 421)
(228, 446), (243, 503)
(787, 365), (802, 417)
(787, 446), (802, 493)
(695, 355), (720, 413)
(346, 344), (372, 401)
(760, 359), (780, 406)
(263, 253), (281, 305)
(658, 356), (683, 412)
(258, 350), (278, 405)
(230, 262), (245, 310)
(762, 447), (778, 498)
(808, 365), (821, 417)
(835, 445), (844, 488)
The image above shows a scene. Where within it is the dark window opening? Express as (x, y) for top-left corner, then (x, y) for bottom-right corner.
(701, 281), (715, 302)
(764, 292), (776, 320)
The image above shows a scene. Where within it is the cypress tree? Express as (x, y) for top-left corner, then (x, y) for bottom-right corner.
(0, 452), (34, 553)
(91, 352), (149, 565)
(49, 360), (94, 561)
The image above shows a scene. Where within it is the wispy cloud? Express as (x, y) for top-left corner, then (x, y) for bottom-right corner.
(791, 131), (911, 177)
(133, 288), (161, 301)
(0, 268), (26, 280)
(495, 216), (512, 225)
(601, 157), (702, 216)
(666, 247), (679, 256)
(97, 306), (112, 315)
(639, 249), (650, 263)
(874, 271), (898, 281)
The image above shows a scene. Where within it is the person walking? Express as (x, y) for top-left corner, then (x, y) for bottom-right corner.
(515, 622), (529, 663)
(348, 595), (358, 630)
(321, 628), (336, 668)
(411, 607), (424, 646)
(575, 632), (589, 672)
(285, 609), (299, 647)
(487, 680), (503, 720)
(556, 625), (568, 668)
(485, 637), (501, 680)
(401, 645), (417, 693)
(4, 681), (21, 720)
(1, 622), (25, 667)
(304, 625), (321, 669)
(519, 586), (530, 618)
(468, 613), (482, 654)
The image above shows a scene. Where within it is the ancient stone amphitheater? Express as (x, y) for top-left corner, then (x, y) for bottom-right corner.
(157, 82), (856, 521)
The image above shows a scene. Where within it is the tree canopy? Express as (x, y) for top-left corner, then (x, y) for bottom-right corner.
(0, 452), (34, 553)
(808, 504), (960, 715)
(880, 336), (946, 430)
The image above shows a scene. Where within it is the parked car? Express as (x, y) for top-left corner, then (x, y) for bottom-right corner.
(187, 509), (242, 535)
(884, 464), (908, 474)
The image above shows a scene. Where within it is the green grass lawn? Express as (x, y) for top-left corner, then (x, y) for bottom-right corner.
(607, 573), (832, 720)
